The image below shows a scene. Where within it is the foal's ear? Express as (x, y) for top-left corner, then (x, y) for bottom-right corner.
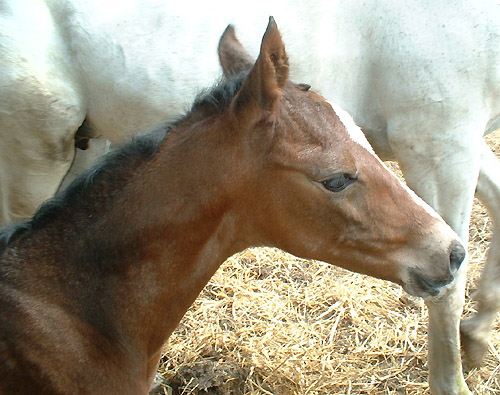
(218, 25), (254, 76)
(231, 17), (289, 122)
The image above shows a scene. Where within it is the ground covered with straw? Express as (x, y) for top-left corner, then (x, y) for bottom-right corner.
(153, 132), (500, 395)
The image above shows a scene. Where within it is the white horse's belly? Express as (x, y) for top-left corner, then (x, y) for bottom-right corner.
(42, 0), (500, 148)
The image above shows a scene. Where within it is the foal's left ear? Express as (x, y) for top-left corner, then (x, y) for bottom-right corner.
(231, 17), (289, 122)
(218, 25), (254, 77)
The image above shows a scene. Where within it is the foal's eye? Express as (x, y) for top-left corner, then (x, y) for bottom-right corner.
(322, 174), (357, 192)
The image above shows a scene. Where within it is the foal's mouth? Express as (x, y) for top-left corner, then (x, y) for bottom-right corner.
(405, 269), (455, 298)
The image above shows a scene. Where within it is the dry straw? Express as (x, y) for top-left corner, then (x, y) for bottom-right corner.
(153, 132), (500, 395)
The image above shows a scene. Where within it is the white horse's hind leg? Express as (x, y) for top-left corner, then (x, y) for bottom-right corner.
(0, 0), (85, 224)
(387, 118), (484, 395)
(0, 130), (78, 224)
(460, 140), (500, 367)
(0, 74), (84, 225)
(0, 80), (84, 224)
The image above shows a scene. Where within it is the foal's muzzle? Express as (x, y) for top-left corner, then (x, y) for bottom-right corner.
(410, 240), (465, 297)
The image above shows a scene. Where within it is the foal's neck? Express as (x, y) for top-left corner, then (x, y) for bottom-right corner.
(50, 126), (246, 371)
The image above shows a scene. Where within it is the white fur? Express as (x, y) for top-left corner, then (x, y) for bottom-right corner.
(329, 102), (375, 153)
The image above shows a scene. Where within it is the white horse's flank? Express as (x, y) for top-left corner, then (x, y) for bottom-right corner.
(1, 0), (500, 393)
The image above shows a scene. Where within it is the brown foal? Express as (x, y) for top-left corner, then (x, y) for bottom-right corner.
(0, 18), (464, 394)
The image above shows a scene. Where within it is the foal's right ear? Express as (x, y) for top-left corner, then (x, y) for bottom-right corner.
(218, 25), (254, 77)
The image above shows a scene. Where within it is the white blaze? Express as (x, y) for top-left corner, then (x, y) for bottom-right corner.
(329, 102), (375, 153)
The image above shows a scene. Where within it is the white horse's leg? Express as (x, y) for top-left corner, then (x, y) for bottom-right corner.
(387, 119), (483, 395)
(426, 276), (471, 395)
(460, 140), (500, 367)
(0, 84), (84, 224)
(0, 130), (78, 225)
(0, 0), (85, 225)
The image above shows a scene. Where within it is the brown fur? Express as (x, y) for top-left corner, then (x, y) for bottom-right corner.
(217, 25), (254, 77)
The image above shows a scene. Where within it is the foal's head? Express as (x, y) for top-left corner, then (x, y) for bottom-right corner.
(211, 18), (463, 298)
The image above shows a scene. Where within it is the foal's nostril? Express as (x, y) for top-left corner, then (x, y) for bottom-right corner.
(449, 241), (466, 272)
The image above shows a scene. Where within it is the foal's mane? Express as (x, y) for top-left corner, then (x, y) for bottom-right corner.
(0, 72), (248, 252)
(191, 71), (247, 115)
(0, 128), (168, 252)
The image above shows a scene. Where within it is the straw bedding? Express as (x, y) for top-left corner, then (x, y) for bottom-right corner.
(153, 132), (500, 395)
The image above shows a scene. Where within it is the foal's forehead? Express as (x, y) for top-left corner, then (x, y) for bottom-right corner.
(328, 102), (375, 153)
(274, 89), (370, 171)
(286, 85), (374, 153)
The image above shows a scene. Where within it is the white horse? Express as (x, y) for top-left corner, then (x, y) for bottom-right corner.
(1, 0), (499, 393)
